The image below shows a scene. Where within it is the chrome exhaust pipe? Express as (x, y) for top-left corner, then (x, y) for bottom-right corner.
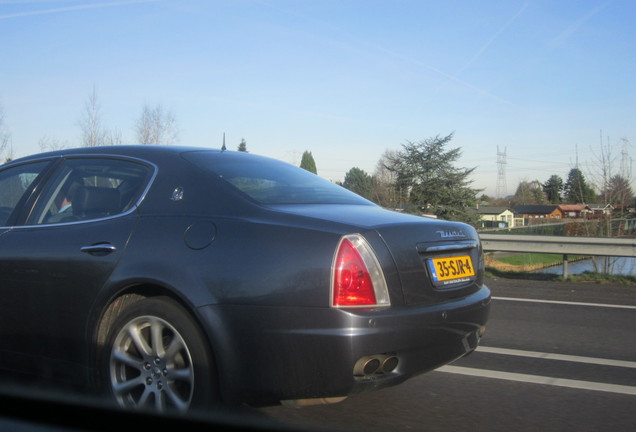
(353, 357), (381, 376)
(354, 354), (399, 377)
(381, 356), (399, 373)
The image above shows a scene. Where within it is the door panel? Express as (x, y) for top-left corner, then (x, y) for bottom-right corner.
(0, 157), (152, 379)
(0, 216), (137, 375)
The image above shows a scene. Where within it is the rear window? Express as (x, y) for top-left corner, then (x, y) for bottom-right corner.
(183, 151), (372, 205)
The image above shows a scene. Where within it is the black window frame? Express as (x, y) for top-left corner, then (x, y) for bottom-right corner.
(24, 156), (156, 226)
(0, 158), (58, 227)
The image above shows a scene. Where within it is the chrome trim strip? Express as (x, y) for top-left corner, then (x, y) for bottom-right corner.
(80, 244), (117, 254)
(420, 241), (478, 253)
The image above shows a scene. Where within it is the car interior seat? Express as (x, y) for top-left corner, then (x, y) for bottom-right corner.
(72, 186), (121, 220)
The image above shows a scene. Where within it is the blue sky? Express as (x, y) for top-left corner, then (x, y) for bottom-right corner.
(1, 0), (634, 197)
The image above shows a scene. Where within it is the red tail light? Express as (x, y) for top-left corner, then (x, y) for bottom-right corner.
(331, 234), (390, 308)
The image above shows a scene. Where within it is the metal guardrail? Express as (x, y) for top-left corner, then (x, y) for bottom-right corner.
(479, 234), (636, 278)
(479, 234), (636, 257)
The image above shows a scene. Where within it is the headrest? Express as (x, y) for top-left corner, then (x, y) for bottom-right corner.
(72, 186), (121, 217)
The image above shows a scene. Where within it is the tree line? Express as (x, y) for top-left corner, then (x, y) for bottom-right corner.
(498, 165), (632, 211)
(499, 135), (634, 208)
(0, 86), (182, 162)
(300, 133), (634, 227)
(1, 87), (254, 164)
(61, 86), (181, 149)
(508, 170), (632, 207)
(301, 133), (484, 226)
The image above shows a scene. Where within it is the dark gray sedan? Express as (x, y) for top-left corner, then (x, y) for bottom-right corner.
(0, 146), (490, 413)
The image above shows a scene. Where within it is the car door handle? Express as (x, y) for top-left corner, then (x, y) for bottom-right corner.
(80, 243), (117, 256)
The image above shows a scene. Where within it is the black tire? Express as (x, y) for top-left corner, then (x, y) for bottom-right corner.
(101, 296), (217, 413)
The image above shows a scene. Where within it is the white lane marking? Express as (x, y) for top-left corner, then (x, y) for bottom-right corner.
(476, 346), (636, 369)
(492, 296), (636, 310)
(437, 365), (636, 396)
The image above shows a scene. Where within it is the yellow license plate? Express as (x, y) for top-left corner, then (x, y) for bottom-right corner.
(427, 255), (475, 284)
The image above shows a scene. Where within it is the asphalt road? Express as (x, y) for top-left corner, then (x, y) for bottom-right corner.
(259, 277), (636, 432)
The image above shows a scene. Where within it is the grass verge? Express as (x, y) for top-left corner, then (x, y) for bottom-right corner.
(495, 253), (588, 267)
(485, 252), (636, 285)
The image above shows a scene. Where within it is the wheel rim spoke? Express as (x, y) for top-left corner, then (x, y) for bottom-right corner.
(112, 348), (142, 369)
(138, 387), (153, 409)
(164, 334), (185, 360)
(127, 321), (152, 357)
(169, 367), (193, 381)
(113, 375), (145, 396)
(149, 318), (166, 358)
(163, 384), (189, 412)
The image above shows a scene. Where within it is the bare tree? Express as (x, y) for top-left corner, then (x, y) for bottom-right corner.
(585, 132), (633, 271)
(587, 132), (616, 205)
(105, 129), (124, 146)
(78, 85), (107, 147)
(0, 103), (14, 163)
(135, 104), (179, 145)
(372, 149), (400, 208)
(38, 135), (69, 152)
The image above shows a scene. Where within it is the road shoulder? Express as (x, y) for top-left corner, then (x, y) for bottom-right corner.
(485, 276), (636, 306)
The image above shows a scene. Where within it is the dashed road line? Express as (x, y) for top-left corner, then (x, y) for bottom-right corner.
(476, 346), (636, 369)
(437, 365), (636, 396)
(492, 296), (636, 310)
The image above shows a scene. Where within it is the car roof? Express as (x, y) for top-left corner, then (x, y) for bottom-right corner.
(10, 145), (224, 164)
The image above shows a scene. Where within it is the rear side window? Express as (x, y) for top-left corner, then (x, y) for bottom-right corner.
(0, 161), (49, 226)
(29, 158), (152, 225)
(183, 151), (372, 205)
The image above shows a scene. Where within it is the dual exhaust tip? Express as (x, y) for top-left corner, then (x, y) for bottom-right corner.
(354, 354), (399, 377)
(280, 353), (400, 407)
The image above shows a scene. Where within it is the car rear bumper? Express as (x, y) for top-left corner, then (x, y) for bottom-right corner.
(197, 285), (491, 406)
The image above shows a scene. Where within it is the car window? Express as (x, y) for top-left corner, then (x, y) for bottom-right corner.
(183, 151), (373, 205)
(0, 161), (50, 226)
(29, 158), (152, 225)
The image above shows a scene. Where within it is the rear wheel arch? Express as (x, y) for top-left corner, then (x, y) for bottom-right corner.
(93, 284), (213, 352)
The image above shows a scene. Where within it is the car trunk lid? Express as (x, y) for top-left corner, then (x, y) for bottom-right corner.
(268, 204), (484, 306)
(375, 221), (484, 305)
